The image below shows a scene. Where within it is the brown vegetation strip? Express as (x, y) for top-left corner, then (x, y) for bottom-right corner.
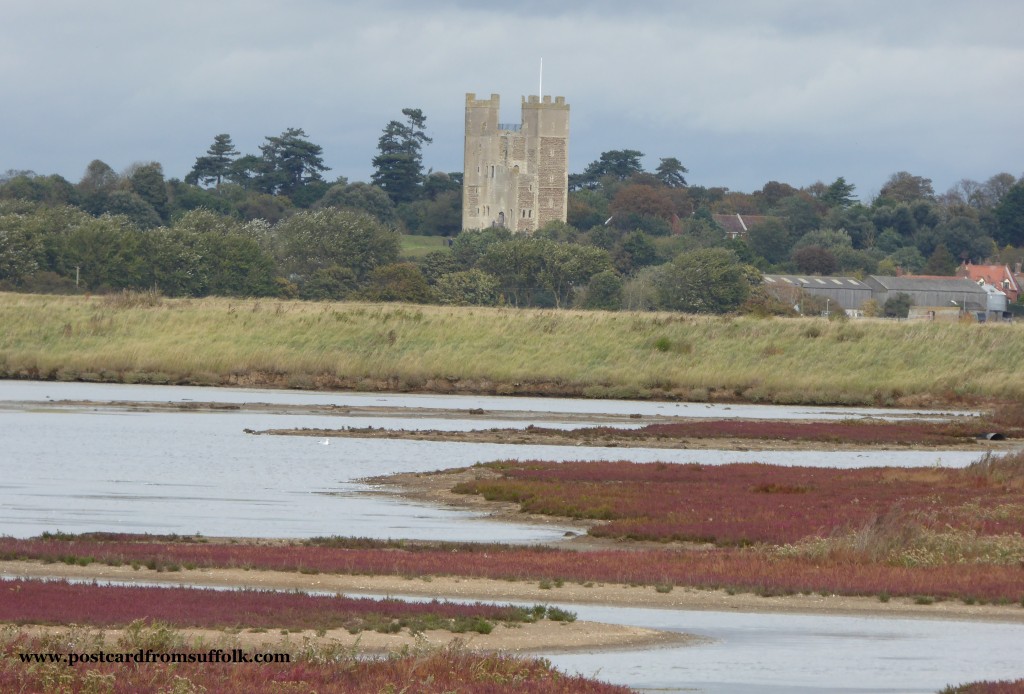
(250, 416), (1019, 450)
(940, 682), (1024, 694)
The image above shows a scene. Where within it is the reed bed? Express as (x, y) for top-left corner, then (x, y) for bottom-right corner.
(1, 627), (625, 694)
(2, 292), (1023, 404)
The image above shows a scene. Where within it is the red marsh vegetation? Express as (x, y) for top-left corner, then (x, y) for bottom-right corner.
(2, 532), (1023, 604)
(2, 453), (1021, 604)
(453, 454), (1024, 546)
(0, 579), (572, 633)
(1, 633), (627, 694)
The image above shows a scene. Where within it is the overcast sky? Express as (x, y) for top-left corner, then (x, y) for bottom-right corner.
(3, 0), (1022, 200)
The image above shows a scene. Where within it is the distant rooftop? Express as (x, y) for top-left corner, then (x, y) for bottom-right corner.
(763, 274), (869, 289)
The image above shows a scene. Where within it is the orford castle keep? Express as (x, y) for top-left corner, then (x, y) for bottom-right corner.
(462, 93), (569, 233)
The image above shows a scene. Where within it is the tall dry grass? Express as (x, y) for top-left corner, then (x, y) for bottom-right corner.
(774, 513), (1024, 567)
(2, 291), (1022, 404)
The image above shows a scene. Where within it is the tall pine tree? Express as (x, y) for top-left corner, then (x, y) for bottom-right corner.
(186, 134), (239, 189)
(257, 127), (328, 198)
(371, 108), (431, 204)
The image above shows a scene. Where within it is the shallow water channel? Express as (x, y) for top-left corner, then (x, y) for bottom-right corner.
(2, 381), (1021, 692)
(0, 381), (989, 539)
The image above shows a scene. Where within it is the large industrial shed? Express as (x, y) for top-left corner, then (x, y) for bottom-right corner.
(863, 276), (989, 312)
(762, 275), (873, 312)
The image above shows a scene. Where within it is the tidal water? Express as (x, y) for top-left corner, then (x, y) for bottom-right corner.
(2, 381), (1020, 692)
(0, 381), (990, 539)
(0, 379), (973, 420)
(10, 575), (1023, 694)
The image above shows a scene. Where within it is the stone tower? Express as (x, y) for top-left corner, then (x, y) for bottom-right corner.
(462, 93), (569, 233)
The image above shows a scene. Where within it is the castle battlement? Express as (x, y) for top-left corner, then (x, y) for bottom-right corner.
(465, 93), (501, 108)
(523, 95), (568, 108)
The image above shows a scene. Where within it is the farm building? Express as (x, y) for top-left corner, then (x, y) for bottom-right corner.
(863, 276), (989, 313)
(762, 275), (872, 313)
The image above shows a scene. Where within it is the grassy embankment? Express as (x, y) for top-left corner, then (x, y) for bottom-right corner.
(2, 291), (1023, 405)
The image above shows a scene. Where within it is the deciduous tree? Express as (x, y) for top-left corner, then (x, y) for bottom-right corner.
(361, 262), (434, 303)
(746, 218), (793, 265)
(434, 269), (500, 306)
(792, 245), (838, 275)
(127, 162), (169, 223)
(921, 243), (957, 275)
(655, 248), (751, 314)
(272, 208), (399, 282)
(316, 182), (397, 225)
(994, 181), (1024, 247)
(77, 160), (119, 215)
(578, 269), (623, 310)
(877, 171), (935, 205)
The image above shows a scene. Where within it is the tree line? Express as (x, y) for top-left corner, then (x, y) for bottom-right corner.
(2, 107), (1023, 313)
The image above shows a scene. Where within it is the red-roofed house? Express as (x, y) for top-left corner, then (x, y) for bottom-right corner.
(957, 263), (1020, 303)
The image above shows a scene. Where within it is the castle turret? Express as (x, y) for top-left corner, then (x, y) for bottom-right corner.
(462, 92), (569, 233)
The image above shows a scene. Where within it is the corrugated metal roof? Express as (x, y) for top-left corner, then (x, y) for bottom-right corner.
(867, 276), (987, 293)
(762, 274), (870, 289)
